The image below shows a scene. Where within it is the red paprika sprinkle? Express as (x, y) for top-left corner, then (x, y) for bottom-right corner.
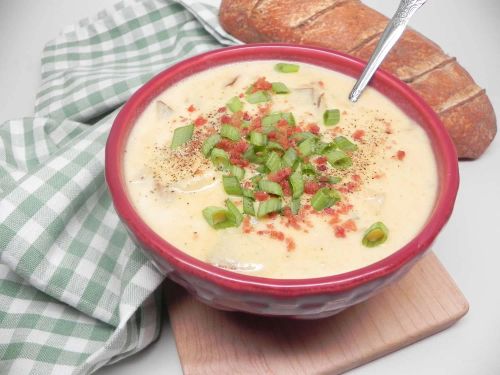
(396, 150), (406, 160)
(220, 115), (232, 124)
(187, 104), (196, 112)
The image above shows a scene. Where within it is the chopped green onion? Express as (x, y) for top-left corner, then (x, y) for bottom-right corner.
(225, 199), (243, 226)
(220, 124), (241, 141)
(210, 148), (229, 168)
(266, 141), (284, 152)
(243, 197), (255, 216)
(250, 131), (268, 147)
(265, 151), (282, 172)
(202, 207), (237, 229)
(259, 180), (283, 196)
(262, 111), (296, 126)
(222, 175), (243, 196)
(316, 141), (336, 154)
(302, 163), (316, 175)
(246, 90), (271, 104)
(281, 112), (296, 126)
(228, 165), (245, 180)
(325, 176), (342, 184)
(323, 109), (340, 126)
(334, 136), (358, 151)
(275, 63), (300, 73)
(362, 222), (389, 247)
(298, 137), (316, 157)
(262, 112), (282, 127)
(170, 124), (194, 149)
(242, 188), (254, 199)
(311, 188), (341, 211)
(243, 146), (258, 163)
(271, 82), (290, 94)
(326, 150), (352, 169)
(241, 120), (251, 128)
(257, 198), (282, 217)
(282, 148), (298, 167)
(291, 198), (301, 215)
(250, 174), (263, 188)
(292, 132), (316, 142)
(201, 134), (221, 157)
(255, 165), (269, 173)
(226, 96), (243, 113)
(290, 168), (304, 199)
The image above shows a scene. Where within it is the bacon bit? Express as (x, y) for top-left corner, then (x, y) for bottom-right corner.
(286, 238), (296, 251)
(256, 230), (285, 241)
(231, 158), (250, 168)
(352, 129), (365, 141)
(352, 174), (361, 183)
(395, 150), (406, 160)
(231, 112), (243, 127)
(277, 118), (289, 127)
(233, 140), (248, 154)
(317, 165), (327, 171)
(187, 105), (196, 112)
(242, 216), (253, 233)
(255, 191), (269, 201)
(243, 112), (251, 121)
(328, 213), (341, 225)
(216, 139), (233, 151)
(307, 123), (320, 135)
(221, 114), (232, 124)
(239, 93), (244, 98)
(217, 106), (226, 113)
(194, 116), (207, 126)
(259, 103), (272, 115)
(318, 80), (325, 88)
(304, 181), (320, 195)
(267, 131), (277, 140)
(266, 223), (275, 230)
(343, 219), (357, 232)
(337, 203), (353, 215)
(334, 226), (346, 238)
(280, 180), (292, 196)
(268, 167), (292, 183)
(252, 77), (273, 92)
(314, 156), (328, 165)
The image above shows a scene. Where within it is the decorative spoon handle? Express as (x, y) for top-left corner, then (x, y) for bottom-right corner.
(348, 0), (427, 102)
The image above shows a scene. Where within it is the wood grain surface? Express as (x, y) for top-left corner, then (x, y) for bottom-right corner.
(166, 251), (468, 375)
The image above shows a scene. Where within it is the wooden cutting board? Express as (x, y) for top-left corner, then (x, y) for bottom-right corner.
(166, 251), (468, 375)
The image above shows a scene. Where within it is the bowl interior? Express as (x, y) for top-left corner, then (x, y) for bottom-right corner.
(105, 44), (459, 295)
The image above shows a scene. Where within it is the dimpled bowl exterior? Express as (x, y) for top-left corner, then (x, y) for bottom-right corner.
(106, 44), (459, 319)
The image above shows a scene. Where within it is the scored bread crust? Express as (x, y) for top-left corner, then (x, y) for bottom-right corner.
(219, 0), (496, 159)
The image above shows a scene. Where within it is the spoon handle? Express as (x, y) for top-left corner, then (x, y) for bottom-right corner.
(348, 0), (427, 102)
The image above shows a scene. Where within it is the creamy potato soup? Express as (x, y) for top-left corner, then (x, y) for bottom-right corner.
(124, 61), (438, 279)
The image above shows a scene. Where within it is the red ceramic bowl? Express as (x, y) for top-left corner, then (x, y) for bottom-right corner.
(106, 44), (459, 319)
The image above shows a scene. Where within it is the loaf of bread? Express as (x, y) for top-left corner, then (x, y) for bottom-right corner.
(219, 0), (496, 159)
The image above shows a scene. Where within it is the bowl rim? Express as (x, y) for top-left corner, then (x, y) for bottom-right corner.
(105, 43), (459, 297)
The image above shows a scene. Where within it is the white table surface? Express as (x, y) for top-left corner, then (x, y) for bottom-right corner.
(1, 1), (499, 374)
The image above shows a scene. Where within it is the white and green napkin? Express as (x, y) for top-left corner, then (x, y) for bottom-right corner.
(0, 1), (239, 373)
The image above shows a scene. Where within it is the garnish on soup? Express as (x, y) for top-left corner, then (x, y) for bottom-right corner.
(123, 61), (437, 278)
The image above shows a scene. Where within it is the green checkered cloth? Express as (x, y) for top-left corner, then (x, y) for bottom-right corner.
(0, 1), (239, 373)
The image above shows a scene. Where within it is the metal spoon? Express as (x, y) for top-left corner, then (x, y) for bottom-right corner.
(349, 0), (427, 102)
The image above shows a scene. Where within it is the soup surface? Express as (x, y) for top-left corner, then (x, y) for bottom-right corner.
(124, 60), (438, 279)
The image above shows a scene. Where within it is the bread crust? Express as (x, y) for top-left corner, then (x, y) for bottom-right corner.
(219, 0), (497, 159)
